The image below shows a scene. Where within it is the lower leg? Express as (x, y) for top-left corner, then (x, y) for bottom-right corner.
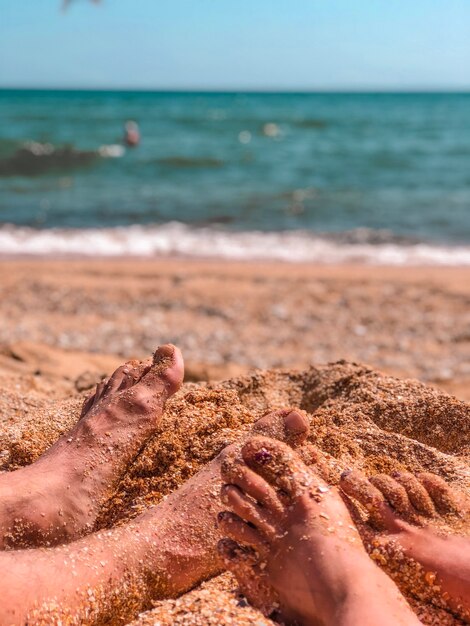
(0, 409), (310, 625)
(1, 522), (151, 625)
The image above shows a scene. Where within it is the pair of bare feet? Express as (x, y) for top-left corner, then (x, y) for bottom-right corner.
(0, 346), (468, 625)
(0, 345), (311, 624)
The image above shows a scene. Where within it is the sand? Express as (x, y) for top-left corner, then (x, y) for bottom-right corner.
(0, 258), (469, 624)
(0, 259), (469, 399)
(1, 356), (469, 624)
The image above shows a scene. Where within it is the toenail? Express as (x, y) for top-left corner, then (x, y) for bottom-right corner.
(284, 411), (306, 432)
(154, 344), (175, 361)
(391, 472), (402, 479)
(254, 448), (272, 464)
(340, 469), (352, 479)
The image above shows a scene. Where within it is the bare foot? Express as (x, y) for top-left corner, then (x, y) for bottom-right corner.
(218, 437), (421, 626)
(136, 407), (312, 594)
(0, 344), (184, 549)
(0, 409), (311, 625)
(340, 469), (470, 622)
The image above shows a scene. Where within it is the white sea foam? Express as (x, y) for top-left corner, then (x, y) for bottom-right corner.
(1, 222), (470, 265)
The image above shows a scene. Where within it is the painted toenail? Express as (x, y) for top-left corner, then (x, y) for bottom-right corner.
(340, 469), (352, 479)
(254, 448), (272, 464)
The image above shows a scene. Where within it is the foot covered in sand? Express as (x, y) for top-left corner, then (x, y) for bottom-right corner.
(340, 468), (470, 621)
(0, 409), (312, 625)
(218, 437), (421, 626)
(0, 345), (184, 549)
(139, 407), (312, 595)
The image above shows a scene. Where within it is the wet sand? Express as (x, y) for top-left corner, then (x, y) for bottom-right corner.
(0, 258), (469, 624)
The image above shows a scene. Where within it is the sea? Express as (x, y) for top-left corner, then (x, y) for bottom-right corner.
(1, 89), (470, 264)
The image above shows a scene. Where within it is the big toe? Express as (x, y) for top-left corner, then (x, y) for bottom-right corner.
(241, 436), (315, 500)
(417, 473), (464, 516)
(140, 344), (184, 395)
(253, 408), (310, 447)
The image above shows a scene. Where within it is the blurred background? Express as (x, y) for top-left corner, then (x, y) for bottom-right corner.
(0, 0), (469, 399)
(1, 0), (470, 259)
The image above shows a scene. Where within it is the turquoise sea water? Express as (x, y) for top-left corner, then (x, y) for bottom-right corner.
(0, 90), (469, 260)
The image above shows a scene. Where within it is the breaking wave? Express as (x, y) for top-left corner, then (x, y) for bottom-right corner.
(1, 222), (470, 265)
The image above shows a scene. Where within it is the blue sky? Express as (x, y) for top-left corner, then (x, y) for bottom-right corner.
(1, 0), (469, 90)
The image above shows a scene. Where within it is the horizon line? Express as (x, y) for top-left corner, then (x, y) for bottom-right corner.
(1, 86), (470, 95)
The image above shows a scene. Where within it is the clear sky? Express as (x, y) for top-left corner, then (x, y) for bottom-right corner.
(1, 0), (469, 90)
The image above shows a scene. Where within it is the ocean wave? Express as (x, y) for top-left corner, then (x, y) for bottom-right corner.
(0, 223), (469, 265)
(0, 142), (124, 177)
(156, 156), (224, 169)
(293, 118), (328, 129)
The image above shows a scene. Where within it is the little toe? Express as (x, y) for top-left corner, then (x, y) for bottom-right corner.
(253, 408), (310, 447)
(217, 511), (269, 554)
(391, 472), (436, 517)
(217, 537), (259, 571)
(369, 474), (417, 520)
(417, 473), (462, 515)
(80, 391), (96, 418)
(241, 436), (314, 501)
(221, 485), (279, 538)
(340, 469), (403, 531)
(221, 457), (284, 518)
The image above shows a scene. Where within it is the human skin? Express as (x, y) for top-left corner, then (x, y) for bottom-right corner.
(340, 468), (470, 622)
(218, 436), (426, 626)
(0, 409), (310, 625)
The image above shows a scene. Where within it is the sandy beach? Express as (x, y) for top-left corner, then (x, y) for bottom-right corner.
(0, 258), (468, 624)
(0, 258), (469, 399)
(2, 5), (470, 623)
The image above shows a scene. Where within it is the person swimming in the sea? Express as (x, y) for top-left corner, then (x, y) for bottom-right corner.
(0, 346), (468, 625)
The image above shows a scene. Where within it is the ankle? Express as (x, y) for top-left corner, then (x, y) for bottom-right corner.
(291, 551), (375, 625)
(321, 558), (418, 626)
(333, 576), (418, 626)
